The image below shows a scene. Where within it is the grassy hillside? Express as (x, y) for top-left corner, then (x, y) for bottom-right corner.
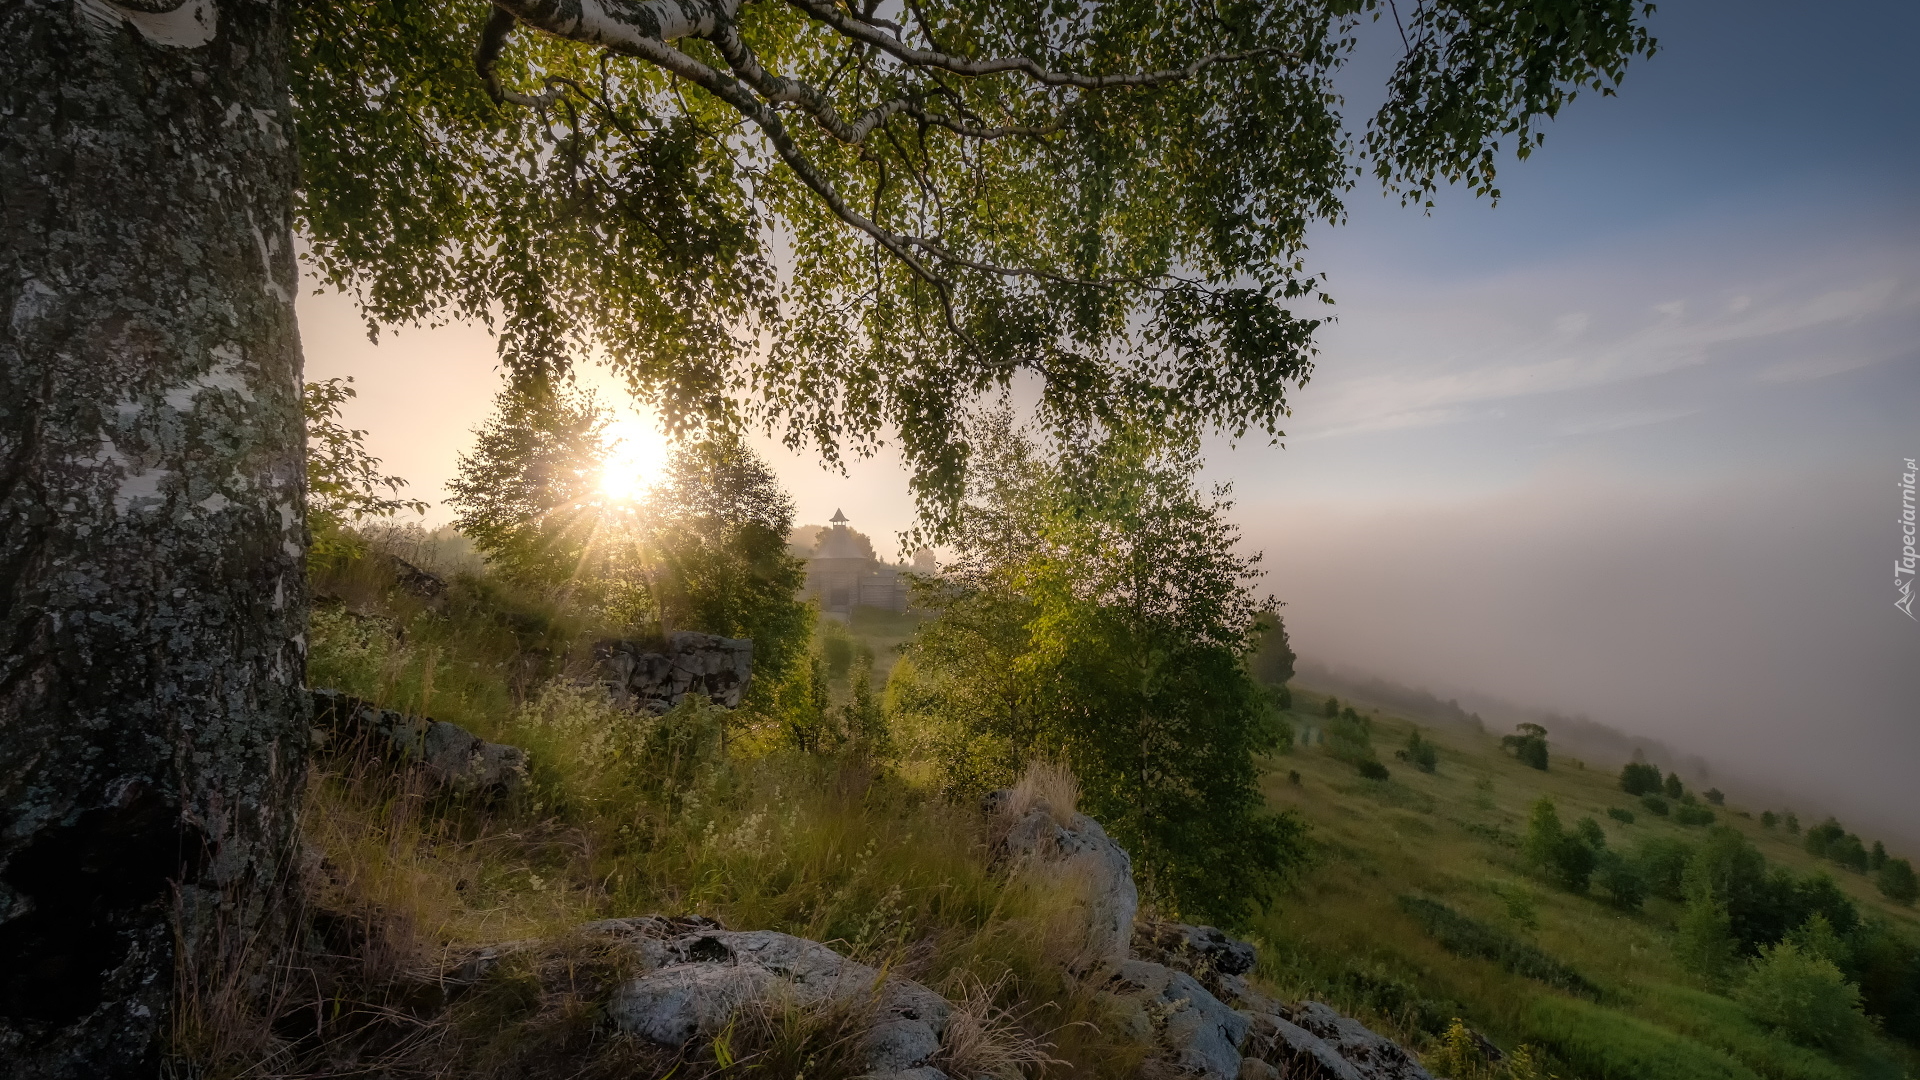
(229, 541), (1918, 1080)
(1250, 688), (1920, 1080)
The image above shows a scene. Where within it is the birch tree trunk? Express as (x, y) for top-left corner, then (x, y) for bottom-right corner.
(0, 1), (307, 1075)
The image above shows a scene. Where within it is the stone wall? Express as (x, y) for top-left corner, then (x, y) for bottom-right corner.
(595, 631), (754, 712)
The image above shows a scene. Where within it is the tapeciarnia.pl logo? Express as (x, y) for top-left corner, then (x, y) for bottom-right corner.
(1900, 458), (1917, 620)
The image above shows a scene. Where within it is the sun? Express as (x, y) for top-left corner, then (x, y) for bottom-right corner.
(599, 415), (669, 503)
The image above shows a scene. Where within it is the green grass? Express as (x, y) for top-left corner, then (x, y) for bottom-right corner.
(1255, 690), (1920, 1080)
(278, 546), (1918, 1080)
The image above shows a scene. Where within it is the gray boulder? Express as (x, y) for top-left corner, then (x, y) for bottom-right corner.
(310, 689), (528, 796)
(986, 790), (1138, 967)
(594, 921), (951, 1079)
(1259, 1001), (1435, 1080)
(1134, 921), (1258, 995)
(597, 631), (754, 712)
(1100, 959), (1250, 1079)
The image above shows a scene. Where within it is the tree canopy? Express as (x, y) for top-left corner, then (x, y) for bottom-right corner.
(890, 413), (1302, 922)
(294, 0), (1656, 526)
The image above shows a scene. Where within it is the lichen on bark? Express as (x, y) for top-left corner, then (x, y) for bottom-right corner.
(0, 1), (307, 1075)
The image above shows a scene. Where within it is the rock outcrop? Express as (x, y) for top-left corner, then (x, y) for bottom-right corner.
(588, 917), (952, 1079)
(986, 790), (1138, 967)
(310, 689), (528, 796)
(986, 787), (1435, 1080)
(1100, 958), (1250, 1079)
(596, 632), (754, 712)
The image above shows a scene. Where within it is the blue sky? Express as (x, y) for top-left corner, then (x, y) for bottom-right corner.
(305, 0), (1920, 841)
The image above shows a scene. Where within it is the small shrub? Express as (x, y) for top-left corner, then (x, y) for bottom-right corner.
(1876, 857), (1918, 905)
(1673, 804), (1715, 827)
(1358, 760), (1391, 781)
(1636, 836), (1695, 901)
(1595, 851), (1646, 911)
(1641, 794), (1670, 817)
(1663, 772), (1685, 799)
(1524, 799), (1597, 893)
(1620, 762), (1663, 796)
(1759, 811), (1777, 829)
(1607, 807), (1635, 825)
(1397, 730), (1439, 773)
(1423, 1018), (1493, 1078)
(1733, 941), (1870, 1048)
(1704, 788), (1724, 806)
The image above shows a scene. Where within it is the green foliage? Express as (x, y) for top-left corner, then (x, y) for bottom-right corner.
(291, 0), (1657, 524)
(1521, 996), (1761, 1080)
(1636, 836), (1696, 901)
(1248, 611), (1297, 688)
(1759, 811), (1777, 829)
(1674, 804), (1717, 827)
(1620, 761), (1664, 796)
(1595, 850), (1647, 911)
(303, 378), (428, 551)
(1326, 712), (1378, 766)
(891, 415), (1303, 923)
(839, 650), (889, 758)
(1677, 855), (1737, 982)
(446, 388), (810, 692)
(1733, 941), (1871, 1049)
(1358, 760), (1392, 781)
(1784, 812), (1800, 836)
(446, 386), (613, 591)
(1324, 695), (1340, 719)
(646, 433), (814, 694)
(1876, 858), (1918, 906)
(1664, 771), (1685, 799)
(1607, 807), (1635, 825)
(1524, 798), (1598, 893)
(820, 620), (855, 683)
(1396, 895), (1597, 997)
(1642, 793), (1671, 816)
(1869, 841), (1887, 871)
(1397, 730), (1439, 773)
(1705, 788), (1725, 806)
(1502, 724), (1550, 770)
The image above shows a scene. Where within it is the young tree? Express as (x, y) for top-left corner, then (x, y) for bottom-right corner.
(1323, 695), (1341, 719)
(645, 432), (812, 692)
(1677, 855), (1737, 981)
(4, 0), (1658, 1066)
(1664, 771), (1685, 799)
(1760, 810), (1778, 829)
(1502, 722), (1550, 770)
(898, 415), (1303, 921)
(1247, 611), (1298, 689)
(447, 385), (612, 589)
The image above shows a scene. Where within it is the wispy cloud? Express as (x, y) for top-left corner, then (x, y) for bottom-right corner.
(1295, 271), (1915, 439)
(1558, 408), (1698, 436)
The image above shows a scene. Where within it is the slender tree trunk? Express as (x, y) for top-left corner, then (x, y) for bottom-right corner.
(0, 1), (307, 1075)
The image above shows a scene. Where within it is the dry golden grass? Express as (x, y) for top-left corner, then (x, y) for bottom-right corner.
(1006, 759), (1082, 828)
